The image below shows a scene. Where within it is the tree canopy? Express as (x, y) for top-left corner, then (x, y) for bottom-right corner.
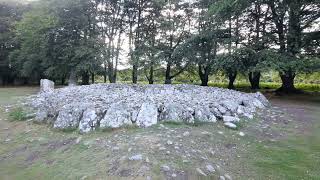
(0, 0), (319, 92)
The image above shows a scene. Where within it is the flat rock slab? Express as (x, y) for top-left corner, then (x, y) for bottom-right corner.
(28, 84), (269, 133)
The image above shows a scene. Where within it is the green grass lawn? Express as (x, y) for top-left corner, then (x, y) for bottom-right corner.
(0, 87), (39, 105)
(245, 119), (320, 179)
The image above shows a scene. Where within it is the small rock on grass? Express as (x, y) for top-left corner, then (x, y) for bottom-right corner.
(196, 168), (207, 176)
(129, 154), (143, 161)
(76, 137), (82, 144)
(239, 132), (245, 136)
(183, 131), (190, 136)
(167, 140), (173, 145)
(206, 164), (215, 173)
(223, 116), (240, 123)
(224, 174), (232, 180)
(145, 157), (150, 163)
(219, 176), (226, 180)
(112, 146), (120, 151)
(161, 165), (170, 172)
(224, 122), (237, 129)
(80, 176), (88, 180)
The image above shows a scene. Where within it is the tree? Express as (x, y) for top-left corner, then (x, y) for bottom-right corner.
(10, 5), (57, 83)
(209, 0), (249, 88)
(193, 0), (221, 86)
(96, 0), (125, 83)
(216, 49), (248, 89)
(0, 1), (27, 85)
(158, 0), (193, 84)
(11, 0), (102, 85)
(266, 0), (320, 93)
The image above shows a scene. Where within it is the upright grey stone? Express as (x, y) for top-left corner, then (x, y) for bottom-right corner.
(40, 79), (54, 93)
(79, 108), (99, 133)
(136, 101), (158, 127)
(68, 70), (77, 86)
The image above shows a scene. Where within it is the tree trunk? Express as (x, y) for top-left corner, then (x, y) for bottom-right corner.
(132, 64), (138, 84)
(61, 77), (65, 85)
(68, 69), (77, 86)
(276, 71), (300, 93)
(91, 73), (95, 84)
(200, 75), (209, 86)
(103, 64), (107, 83)
(248, 72), (261, 89)
(228, 72), (237, 89)
(198, 64), (209, 86)
(81, 72), (90, 85)
(165, 62), (172, 84)
(108, 61), (115, 83)
(148, 64), (154, 84)
(0, 76), (3, 86)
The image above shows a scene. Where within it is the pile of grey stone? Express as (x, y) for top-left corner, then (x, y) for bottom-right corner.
(29, 79), (269, 133)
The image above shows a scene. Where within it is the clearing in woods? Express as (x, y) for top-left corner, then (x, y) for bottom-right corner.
(0, 87), (319, 179)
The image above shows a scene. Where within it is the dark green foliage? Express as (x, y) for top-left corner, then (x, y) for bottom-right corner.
(0, 1), (28, 85)
(8, 0), (102, 84)
(0, 0), (319, 90)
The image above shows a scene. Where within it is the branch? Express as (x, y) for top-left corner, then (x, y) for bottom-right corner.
(170, 60), (191, 79)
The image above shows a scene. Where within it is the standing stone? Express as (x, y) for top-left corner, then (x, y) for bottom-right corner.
(54, 103), (88, 129)
(100, 103), (133, 128)
(136, 101), (158, 127)
(79, 108), (99, 133)
(40, 79), (54, 93)
(254, 92), (269, 107)
(68, 70), (77, 86)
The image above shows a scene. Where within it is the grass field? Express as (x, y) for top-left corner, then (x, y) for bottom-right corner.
(0, 87), (319, 179)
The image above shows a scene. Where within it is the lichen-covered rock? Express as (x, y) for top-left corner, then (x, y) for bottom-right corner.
(28, 84), (270, 133)
(136, 101), (158, 127)
(159, 103), (192, 123)
(100, 102), (133, 128)
(224, 122), (237, 129)
(254, 92), (269, 107)
(194, 107), (217, 123)
(40, 79), (54, 93)
(79, 108), (99, 133)
(223, 116), (240, 123)
(54, 103), (89, 129)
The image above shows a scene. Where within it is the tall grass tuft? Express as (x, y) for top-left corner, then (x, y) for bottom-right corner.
(9, 107), (28, 121)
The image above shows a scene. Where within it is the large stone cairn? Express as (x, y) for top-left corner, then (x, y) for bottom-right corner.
(29, 83), (269, 133)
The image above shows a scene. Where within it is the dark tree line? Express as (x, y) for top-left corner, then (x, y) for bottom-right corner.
(0, 0), (319, 93)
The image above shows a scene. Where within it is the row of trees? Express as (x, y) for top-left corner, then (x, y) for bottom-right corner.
(0, 0), (319, 92)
